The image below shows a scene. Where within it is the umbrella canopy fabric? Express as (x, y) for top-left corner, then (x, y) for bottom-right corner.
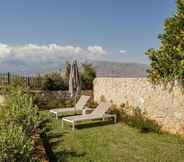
(69, 60), (81, 98)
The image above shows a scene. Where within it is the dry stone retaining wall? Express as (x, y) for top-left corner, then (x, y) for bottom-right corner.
(93, 77), (184, 135)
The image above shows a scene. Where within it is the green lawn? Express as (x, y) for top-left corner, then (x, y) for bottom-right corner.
(41, 112), (184, 162)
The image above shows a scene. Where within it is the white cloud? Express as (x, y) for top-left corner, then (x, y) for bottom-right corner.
(0, 43), (11, 58)
(11, 44), (83, 55)
(0, 43), (107, 73)
(87, 46), (106, 55)
(120, 50), (127, 54)
(0, 43), (106, 60)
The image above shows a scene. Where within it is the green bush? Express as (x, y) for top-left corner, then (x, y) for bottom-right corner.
(32, 93), (48, 110)
(111, 104), (161, 133)
(64, 99), (74, 107)
(3, 84), (39, 136)
(45, 98), (72, 109)
(86, 100), (98, 108)
(33, 93), (74, 110)
(126, 108), (161, 133)
(0, 83), (40, 161)
(42, 72), (68, 91)
(81, 64), (96, 90)
(0, 124), (36, 162)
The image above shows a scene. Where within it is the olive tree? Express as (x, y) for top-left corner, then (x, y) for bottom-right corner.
(146, 0), (184, 88)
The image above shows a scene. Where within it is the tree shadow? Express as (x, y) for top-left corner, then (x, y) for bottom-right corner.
(40, 118), (86, 162)
(54, 150), (86, 162)
(57, 112), (81, 119)
(39, 118), (51, 129)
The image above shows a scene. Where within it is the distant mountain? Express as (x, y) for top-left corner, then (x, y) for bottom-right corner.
(32, 61), (149, 78)
(0, 59), (149, 78)
(91, 61), (148, 77)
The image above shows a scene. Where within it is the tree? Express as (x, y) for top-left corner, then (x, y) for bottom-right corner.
(145, 0), (184, 88)
(81, 63), (96, 90)
(42, 72), (67, 91)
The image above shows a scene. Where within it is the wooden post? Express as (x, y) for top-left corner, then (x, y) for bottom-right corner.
(28, 77), (30, 87)
(7, 72), (10, 85)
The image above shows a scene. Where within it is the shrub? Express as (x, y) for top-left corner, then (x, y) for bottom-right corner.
(42, 72), (68, 91)
(86, 100), (98, 108)
(2, 84), (39, 136)
(81, 64), (96, 90)
(0, 124), (36, 162)
(46, 98), (74, 109)
(111, 104), (161, 133)
(0, 83), (41, 161)
(32, 93), (48, 110)
(126, 107), (161, 133)
(64, 99), (74, 107)
(33, 93), (74, 110)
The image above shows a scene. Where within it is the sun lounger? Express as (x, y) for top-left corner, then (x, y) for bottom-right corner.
(49, 95), (90, 119)
(62, 102), (117, 130)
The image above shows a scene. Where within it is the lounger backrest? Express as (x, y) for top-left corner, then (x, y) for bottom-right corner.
(76, 95), (90, 110)
(91, 102), (112, 115)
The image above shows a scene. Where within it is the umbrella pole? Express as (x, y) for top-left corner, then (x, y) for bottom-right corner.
(74, 94), (77, 114)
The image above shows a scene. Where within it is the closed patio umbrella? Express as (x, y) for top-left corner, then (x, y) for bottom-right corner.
(69, 60), (81, 112)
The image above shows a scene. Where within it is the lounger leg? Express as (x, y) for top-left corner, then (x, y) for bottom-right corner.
(56, 113), (58, 119)
(114, 115), (117, 123)
(72, 121), (75, 131)
(102, 116), (105, 121)
(62, 119), (64, 128)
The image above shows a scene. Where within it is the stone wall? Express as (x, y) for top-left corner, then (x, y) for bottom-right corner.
(93, 77), (184, 135)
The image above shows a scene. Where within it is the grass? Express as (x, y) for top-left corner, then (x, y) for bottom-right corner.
(40, 111), (184, 162)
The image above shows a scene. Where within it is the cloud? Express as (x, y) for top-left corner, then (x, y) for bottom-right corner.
(0, 43), (11, 58)
(87, 46), (106, 55)
(120, 50), (127, 54)
(0, 43), (106, 58)
(0, 43), (107, 60)
(0, 43), (107, 74)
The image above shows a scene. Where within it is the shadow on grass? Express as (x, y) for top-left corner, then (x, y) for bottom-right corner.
(54, 150), (86, 162)
(40, 117), (86, 162)
(57, 112), (81, 119)
(75, 120), (115, 129)
(39, 118), (51, 129)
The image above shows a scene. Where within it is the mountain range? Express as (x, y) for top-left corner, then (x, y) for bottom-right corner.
(91, 61), (148, 77)
(0, 60), (148, 77)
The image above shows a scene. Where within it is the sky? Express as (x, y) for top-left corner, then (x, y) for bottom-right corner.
(0, 0), (176, 73)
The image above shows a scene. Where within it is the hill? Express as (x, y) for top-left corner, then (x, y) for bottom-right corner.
(91, 61), (148, 77)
